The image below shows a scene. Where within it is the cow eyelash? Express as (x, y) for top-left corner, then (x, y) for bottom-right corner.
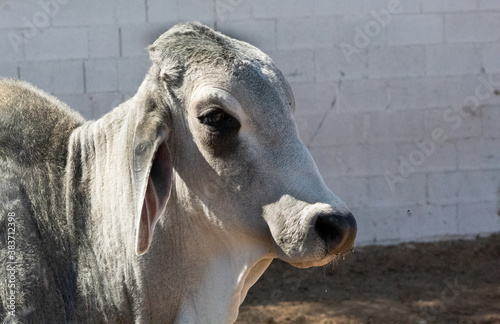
(198, 110), (225, 125)
(197, 108), (240, 132)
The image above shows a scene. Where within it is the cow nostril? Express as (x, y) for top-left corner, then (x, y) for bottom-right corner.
(314, 212), (357, 255)
(315, 215), (342, 245)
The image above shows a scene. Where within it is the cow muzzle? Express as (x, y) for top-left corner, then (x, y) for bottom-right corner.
(264, 198), (357, 268)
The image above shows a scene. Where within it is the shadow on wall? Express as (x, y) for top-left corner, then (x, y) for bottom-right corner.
(497, 183), (500, 217)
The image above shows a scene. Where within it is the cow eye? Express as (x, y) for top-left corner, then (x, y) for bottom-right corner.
(197, 108), (240, 134)
(199, 110), (224, 125)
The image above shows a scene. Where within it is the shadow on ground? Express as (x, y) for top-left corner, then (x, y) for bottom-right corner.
(237, 234), (500, 324)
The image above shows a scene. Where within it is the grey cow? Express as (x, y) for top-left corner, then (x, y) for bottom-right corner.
(0, 23), (356, 323)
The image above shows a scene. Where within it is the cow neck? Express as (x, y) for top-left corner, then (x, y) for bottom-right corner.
(141, 184), (273, 323)
(65, 99), (145, 321)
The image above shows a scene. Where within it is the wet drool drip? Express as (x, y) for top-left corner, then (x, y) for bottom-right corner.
(323, 267), (328, 293)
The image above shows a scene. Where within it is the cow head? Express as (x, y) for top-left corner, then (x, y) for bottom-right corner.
(134, 23), (356, 269)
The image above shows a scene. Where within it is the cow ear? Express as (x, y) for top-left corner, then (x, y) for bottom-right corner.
(134, 133), (172, 255)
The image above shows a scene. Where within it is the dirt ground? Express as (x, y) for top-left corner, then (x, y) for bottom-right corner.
(236, 234), (500, 324)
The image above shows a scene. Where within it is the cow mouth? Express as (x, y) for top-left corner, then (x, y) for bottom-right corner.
(268, 234), (356, 269)
(287, 248), (355, 269)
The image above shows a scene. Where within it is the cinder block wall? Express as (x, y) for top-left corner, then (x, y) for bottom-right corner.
(1, 0), (499, 245)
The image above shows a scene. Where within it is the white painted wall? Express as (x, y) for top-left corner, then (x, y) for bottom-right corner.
(1, 0), (499, 245)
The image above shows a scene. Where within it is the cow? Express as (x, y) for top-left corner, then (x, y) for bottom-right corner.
(0, 22), (356, 323)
